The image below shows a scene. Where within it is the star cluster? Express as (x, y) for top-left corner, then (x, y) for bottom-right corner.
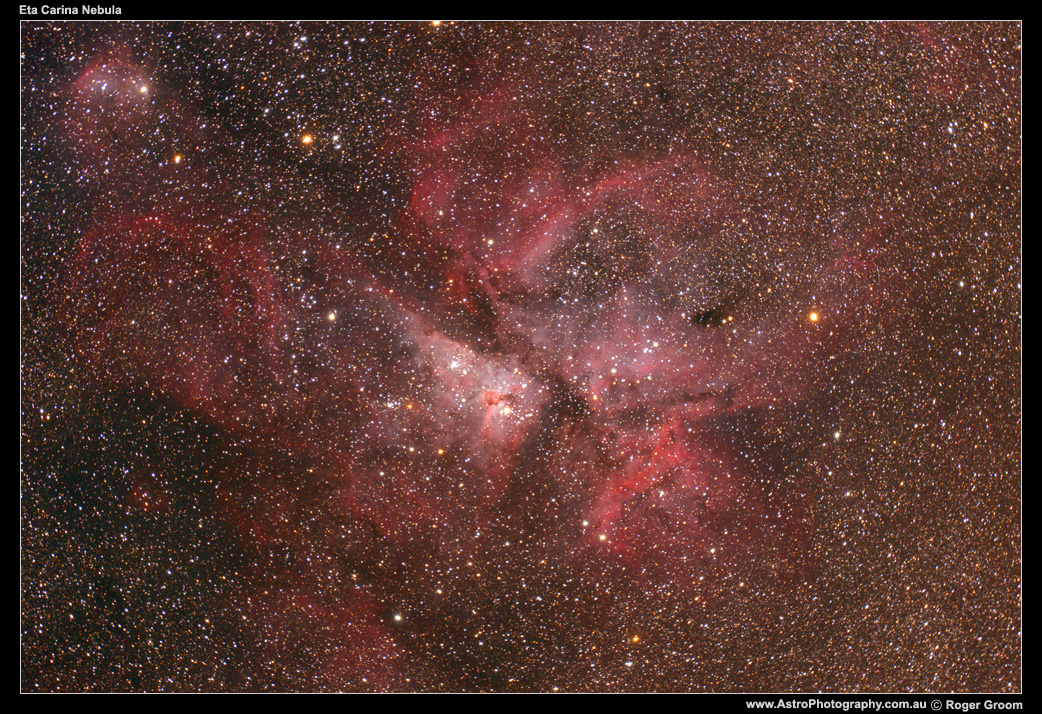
(21, 21), (1020, 692)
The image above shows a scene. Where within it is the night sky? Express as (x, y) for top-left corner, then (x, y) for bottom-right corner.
(20, 21), (1021, 692)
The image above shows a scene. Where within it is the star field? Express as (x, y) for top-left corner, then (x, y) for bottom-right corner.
(21, 21), (1021, 692)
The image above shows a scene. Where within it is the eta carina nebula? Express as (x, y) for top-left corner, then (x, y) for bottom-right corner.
(22, 22), (1020, 692)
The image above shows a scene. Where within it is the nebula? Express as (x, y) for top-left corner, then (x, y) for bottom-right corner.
(22, 22), (1021, 692)
(60, 49), (882, 678)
